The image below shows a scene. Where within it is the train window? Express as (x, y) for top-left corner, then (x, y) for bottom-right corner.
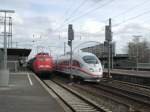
(73, 60), (80, 67)
(37, 57), (44, 61)
(64, 61), (67, 65)
(45, 58), (50, 61)
(82, 55), (98, 64)
(37, 53), (49, 56)
(67, 61), (69, 65)
(62, 61), (65, 65)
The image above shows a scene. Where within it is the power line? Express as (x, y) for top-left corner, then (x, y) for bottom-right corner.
(64, 0), (87, 21)
(69, 0), (114, 22)
(57, 0), (115, 31)
(112, 0), (149, 18)
(55, 0), (106, 32)
(62, 0), (76, 18)
(56, 0), (88, 32)
(54, 0), (75, 29)
(56, 0), (150, 39)
(113, 9), (150, 27)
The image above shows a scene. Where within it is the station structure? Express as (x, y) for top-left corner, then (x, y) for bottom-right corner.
(0, 48), (31, 72)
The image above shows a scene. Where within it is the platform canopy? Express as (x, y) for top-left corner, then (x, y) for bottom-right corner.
(0, 48), (31, 57)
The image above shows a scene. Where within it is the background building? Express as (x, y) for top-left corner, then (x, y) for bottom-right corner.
(81, 42), (135, 69)
(0, 48), (31, 72)
(81, 42), (116, 58)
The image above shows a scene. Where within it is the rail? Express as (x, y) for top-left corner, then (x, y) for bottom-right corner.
(43, 79), (111, 112)
(96, 80), (150, 106)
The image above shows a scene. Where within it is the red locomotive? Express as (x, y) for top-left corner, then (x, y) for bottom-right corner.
(28, 52), (54, 77)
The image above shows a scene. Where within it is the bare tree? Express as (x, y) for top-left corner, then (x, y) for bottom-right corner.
(127, 37), (150, 63)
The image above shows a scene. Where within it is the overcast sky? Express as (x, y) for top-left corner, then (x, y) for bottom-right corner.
(0, 0), (150, 58)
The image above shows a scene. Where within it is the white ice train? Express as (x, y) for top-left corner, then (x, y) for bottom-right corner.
(55, 52), (103, 82)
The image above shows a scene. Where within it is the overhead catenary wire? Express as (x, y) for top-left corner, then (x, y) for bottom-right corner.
(54, 0), (75, 29)
(113, 9), (150, 27)
(77, 0), (150, 35)
(55, 0), (107, 31)
(56, 0), (88, 32)
(56, 0), (150, 35)
(68, 0), (115, 23)
(61, 0), (76, 18)
(57, 5), (150, 42)
(112, 0), (149, 18)
(63, 0), (87, 22)
(78, 0), (150, 27)
(53, 1), (114, 41)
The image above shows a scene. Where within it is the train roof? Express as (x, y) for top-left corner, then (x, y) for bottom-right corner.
(58, 52), (96, 60)
(75, 52), (95, 57)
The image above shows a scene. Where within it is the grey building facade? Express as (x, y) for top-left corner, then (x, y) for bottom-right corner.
(81, 42), (116, 58)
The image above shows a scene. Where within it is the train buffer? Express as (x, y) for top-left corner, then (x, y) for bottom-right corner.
(0, 72), (65, 112)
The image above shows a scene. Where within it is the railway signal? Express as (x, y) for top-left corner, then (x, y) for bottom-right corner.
(68, 24), (74, 41)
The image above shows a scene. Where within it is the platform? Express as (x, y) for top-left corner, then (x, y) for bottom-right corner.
(104, 69), (150, 78)
(0, 72), (65, 112)
(104, 69), (150, 86)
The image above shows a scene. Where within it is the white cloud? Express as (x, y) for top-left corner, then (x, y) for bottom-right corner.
(0, 0), (150, 57)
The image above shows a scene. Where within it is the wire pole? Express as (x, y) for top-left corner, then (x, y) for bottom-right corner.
(64, 42), (66, 55)
(108, 41), (111, 77)
(70, 40), (73, 73)
(136, 46), (138, 71)
(4, 12), (7, 69)
(105, 18), (112, 78)
(9, 17), (12, 48)
(111, 43), (114, 69)
(68, 24), (74, 84)
(0, 10), (15, 69)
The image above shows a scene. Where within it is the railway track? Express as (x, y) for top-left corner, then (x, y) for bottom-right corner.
(57, 77), (150, 112)
(43, 79), (111, 112)
(97, 79), (150, 106)
(105, 79), (150, 90)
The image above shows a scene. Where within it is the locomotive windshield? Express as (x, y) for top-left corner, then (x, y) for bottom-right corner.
(82, 55), (98, 64)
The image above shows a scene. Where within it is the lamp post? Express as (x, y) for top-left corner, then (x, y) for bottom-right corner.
(0, 10), (15, 69)
(0, 10), (14, 86)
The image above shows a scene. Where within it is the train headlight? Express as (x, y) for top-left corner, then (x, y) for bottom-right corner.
(89, 68), (94, 72)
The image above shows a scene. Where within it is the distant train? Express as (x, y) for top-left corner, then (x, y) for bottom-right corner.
(27, 52), (54, 77)
(55, 52), (103, 82)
